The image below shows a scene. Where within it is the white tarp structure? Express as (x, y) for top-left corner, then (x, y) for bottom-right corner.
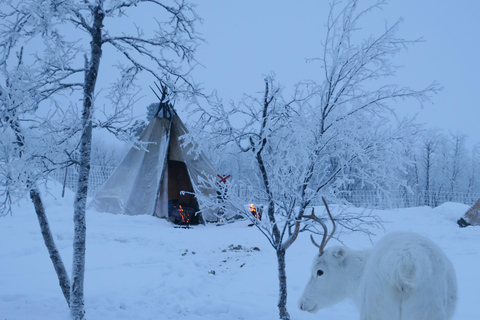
(89, 113), (220, 223)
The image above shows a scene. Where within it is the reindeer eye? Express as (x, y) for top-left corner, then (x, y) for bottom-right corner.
(317, 269), (324, 276)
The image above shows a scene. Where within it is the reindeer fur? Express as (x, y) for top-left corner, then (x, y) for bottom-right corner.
(298, 232), (457, 320)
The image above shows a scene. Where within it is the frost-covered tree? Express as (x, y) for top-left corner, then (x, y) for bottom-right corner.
(446, 132), (467, 196)
(418, 131), (443, 205)
(90, 140), (124, 167)
(467, 143), (480, 195)
(0, 1), (201, 319)
(188, 1), (439, 318)
(414, 130), (471, 205)
(405, 129), (480, 206)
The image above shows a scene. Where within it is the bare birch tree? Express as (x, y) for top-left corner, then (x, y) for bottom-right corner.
(467, 143), (480, 195)
(188, 1), (439, 319)
(418, 131), (444, 205)
(447, 132), (467, 196)
(0, 1), (201, 319)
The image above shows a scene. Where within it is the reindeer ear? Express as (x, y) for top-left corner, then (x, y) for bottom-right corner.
(332, 247), (346, 266)
(332, 247), (344, 258)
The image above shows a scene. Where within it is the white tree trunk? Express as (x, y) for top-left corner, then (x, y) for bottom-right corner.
(30, 185), (71, 305)
(276, 248), (290, 320)
(70, 5), (104, 320)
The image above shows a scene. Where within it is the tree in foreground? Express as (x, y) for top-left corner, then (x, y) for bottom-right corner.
(188, 1), (439, 319)
(0, 1), (201, 319)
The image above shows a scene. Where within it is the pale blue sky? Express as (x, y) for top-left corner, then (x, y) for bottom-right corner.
(184, 1), (480, 146)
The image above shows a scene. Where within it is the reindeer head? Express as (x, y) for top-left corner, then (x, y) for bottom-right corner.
(298, 198), (350, 312)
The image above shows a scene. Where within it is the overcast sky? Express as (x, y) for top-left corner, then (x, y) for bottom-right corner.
(177, 1), (480, 146)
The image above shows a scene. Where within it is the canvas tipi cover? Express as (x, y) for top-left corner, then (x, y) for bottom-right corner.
(458, 197), (480, 227)
(89, 114), (220, 222)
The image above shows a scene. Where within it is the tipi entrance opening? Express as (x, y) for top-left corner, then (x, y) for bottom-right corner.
(167, 160), (201, 225)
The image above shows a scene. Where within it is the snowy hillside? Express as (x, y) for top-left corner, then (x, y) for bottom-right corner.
(1, 187), (479, 320)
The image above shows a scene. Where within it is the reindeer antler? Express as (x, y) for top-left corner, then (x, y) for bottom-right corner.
(303, 197), (336, 255)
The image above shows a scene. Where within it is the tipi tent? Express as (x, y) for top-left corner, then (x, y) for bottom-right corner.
(89, 104), (220, 224)
(458, 197), (480, 227)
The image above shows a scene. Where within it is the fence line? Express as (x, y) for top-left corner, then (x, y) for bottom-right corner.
(52, 165), (480, 208)
(51, 165), (115, 197)
(335, 189), (480, 209)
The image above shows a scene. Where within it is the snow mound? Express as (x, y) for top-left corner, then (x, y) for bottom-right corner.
(432, 202), (470, 223)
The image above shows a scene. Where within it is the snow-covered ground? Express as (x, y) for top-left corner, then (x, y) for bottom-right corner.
(1, 187), (479, 320)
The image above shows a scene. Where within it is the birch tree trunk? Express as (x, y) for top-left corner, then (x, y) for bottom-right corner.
(276, 248), (290, 320)
(30, 187), (71, 305)
(70, 4), (104, 320)
(253, 79), (292, 319)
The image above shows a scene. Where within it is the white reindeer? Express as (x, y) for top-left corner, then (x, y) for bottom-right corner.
(298, 201), (457, 320)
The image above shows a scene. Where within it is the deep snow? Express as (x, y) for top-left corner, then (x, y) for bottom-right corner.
(1, 187), (479, 320)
